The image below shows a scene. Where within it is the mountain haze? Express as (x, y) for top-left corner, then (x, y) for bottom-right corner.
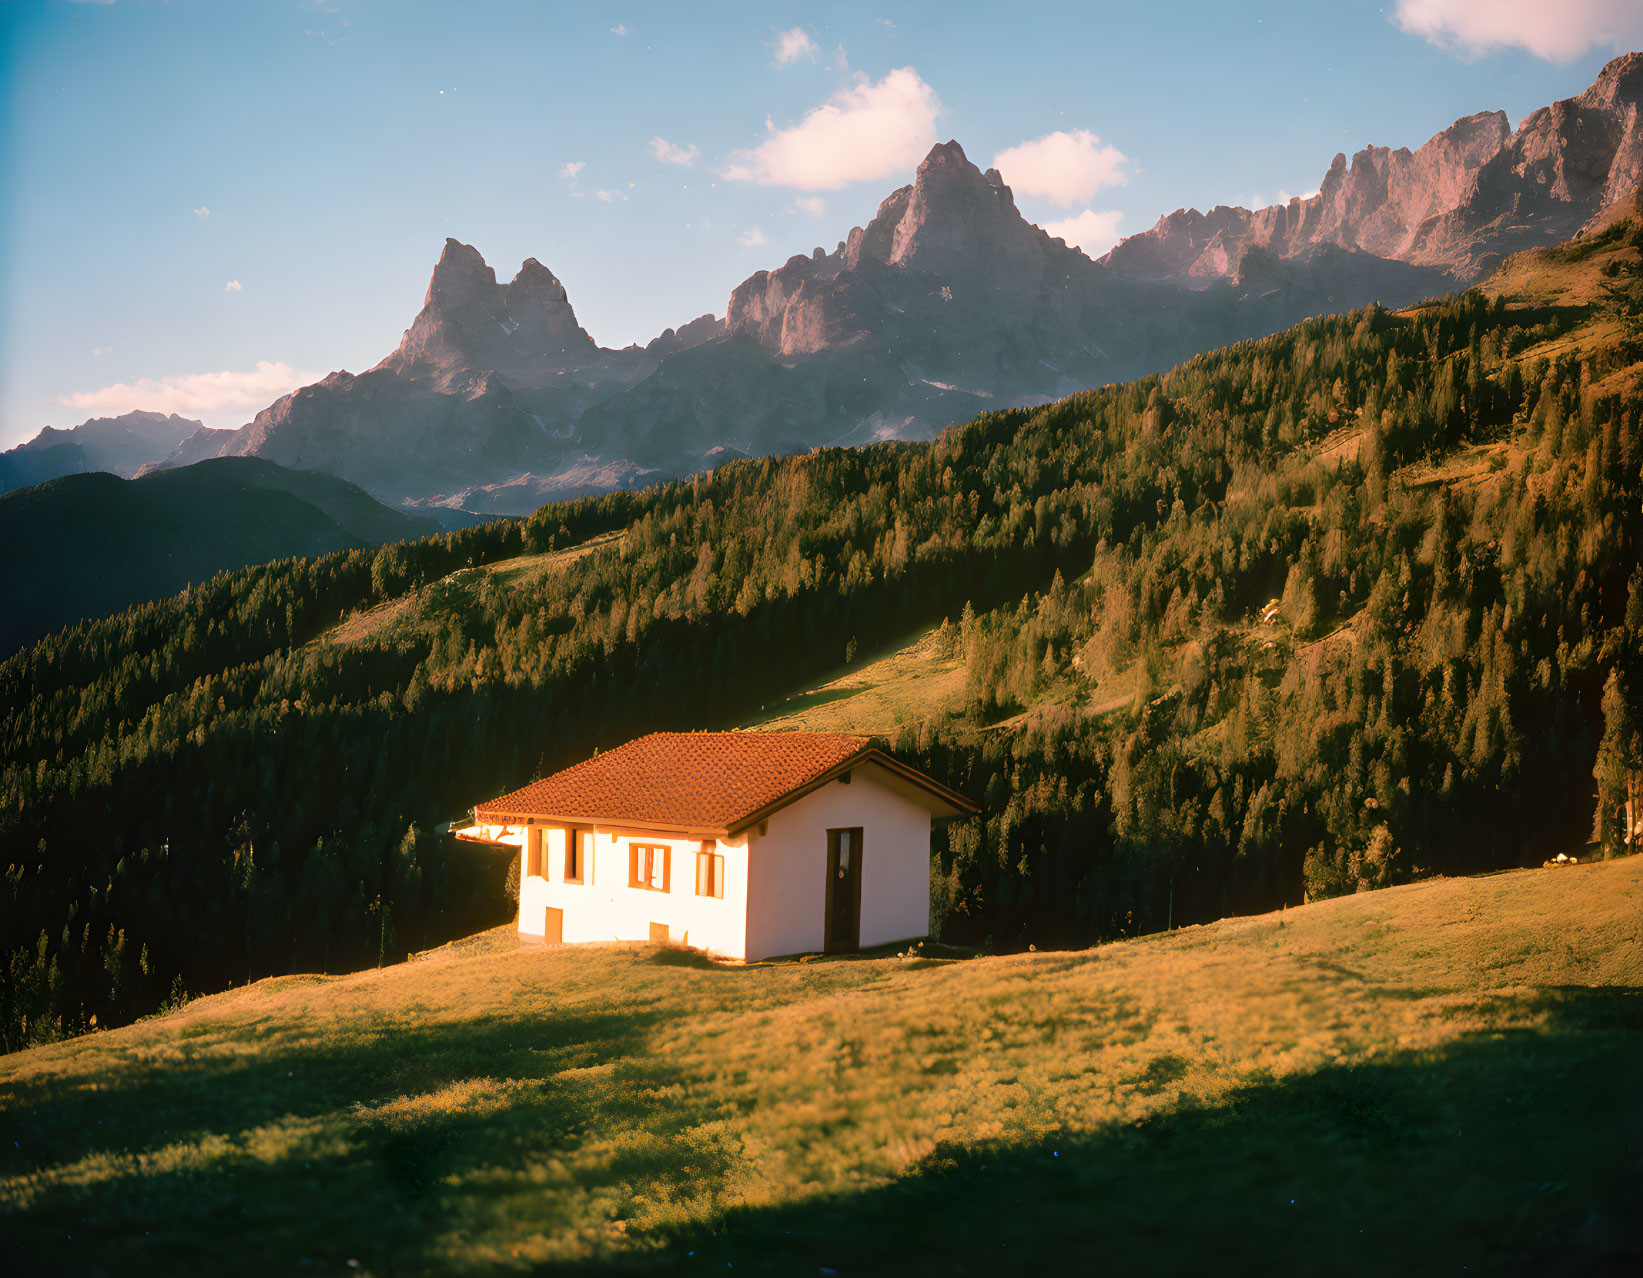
(0, 456), (436, 654)
(0, 410), (203, 493)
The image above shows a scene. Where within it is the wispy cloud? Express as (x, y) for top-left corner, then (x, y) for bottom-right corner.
(993, 130), (1128, 207)
(1392, 0), (1643, 62)
(91, 345), (113, 357)
(649, 137), (700, 166)
(224, 280), (243, 293)
(58, 360), (319, 422)
(739, 227), (768, 247)
(791, 195), (827, 216)
(722, 67), (943, 190)
(771, 27), (820, 67)
(192, 206), (211, 220)
(559, 160), (586, 181)
(1042, 209), (1125, 260)
(1249, 188), (1320, 211)
(611, 23), (629, 36)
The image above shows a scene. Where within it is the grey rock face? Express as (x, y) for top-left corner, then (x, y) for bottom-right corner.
(1105, 54), (1643, 286)
(186, 57), (1642, 516)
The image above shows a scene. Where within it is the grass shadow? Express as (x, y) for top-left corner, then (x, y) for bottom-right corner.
(567, 985), (1643, 1277)
(2, 1004), (716, 1276)
(0, 1006), (664, 1181)
(6, 983), (1638, 1276)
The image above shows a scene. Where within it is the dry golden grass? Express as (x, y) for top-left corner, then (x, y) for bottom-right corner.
(2, 858), (1639, 1274)
(740, 626), (966, 735)
(320, 531), (624, 649)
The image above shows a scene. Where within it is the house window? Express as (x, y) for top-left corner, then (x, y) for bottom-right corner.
(696, 844), (724, 899)
(630, 843), (670, 892)
(526, 827), (544, 879)
(565, 828), (588, 884)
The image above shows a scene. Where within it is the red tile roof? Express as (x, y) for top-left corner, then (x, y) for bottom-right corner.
(473, 731), (969, 834)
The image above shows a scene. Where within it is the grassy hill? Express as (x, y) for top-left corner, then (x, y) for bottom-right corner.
(6, 212), (1643, 1046)
(0, 456), (436, 654)
(2, 858), (1638, 1275)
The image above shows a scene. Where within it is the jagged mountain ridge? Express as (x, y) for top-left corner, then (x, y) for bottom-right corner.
(1105, 52), (1643, 286)
(0, 410), (202, 494)
(162, 55), (1643, 515)
(197, 147), (1451, 514)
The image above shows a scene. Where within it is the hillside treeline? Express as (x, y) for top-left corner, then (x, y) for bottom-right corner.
(3, 239), (1641, 1046)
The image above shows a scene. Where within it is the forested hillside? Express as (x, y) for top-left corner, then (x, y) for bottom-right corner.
(4, 215), (1641, 1049)
(0, 457), (437, 655)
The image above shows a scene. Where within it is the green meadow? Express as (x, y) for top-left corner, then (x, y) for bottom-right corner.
(3, 856), (1639, 1275)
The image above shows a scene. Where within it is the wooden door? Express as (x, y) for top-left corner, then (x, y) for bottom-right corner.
(824, 827), (863, 953)
(543, 906), (563, 945)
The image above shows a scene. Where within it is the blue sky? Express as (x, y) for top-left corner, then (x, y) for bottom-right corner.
(2, 0), (1639, 447)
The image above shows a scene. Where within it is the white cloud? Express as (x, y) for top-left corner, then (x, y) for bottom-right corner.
(559, 160), (585, 183)
(92, 345), (112, 357)
(739, 227), (768, 247)
(722, 67), (943, 190)
(58, 360), (319, 421)
(1249, 188), (1321, 210)
(772, 27), (820, 67)
(192, 206), (211, 220)
(1042, 209), (1125, 260)
(791, 195), (827, 216)
(224, 280), (242, 293)
(992, 130), (1128, 208)
(611, 23), (629, 36)
(649, 136), (701, 166)
(1392, 0), (1643, 62)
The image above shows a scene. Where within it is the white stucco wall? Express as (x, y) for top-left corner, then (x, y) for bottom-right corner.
(480, 759), (938, 963)
(512, 826), (751, 960)
(744, 764), (933, 960)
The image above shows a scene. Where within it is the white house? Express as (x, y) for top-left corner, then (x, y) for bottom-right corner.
(457, 731), (976, 961)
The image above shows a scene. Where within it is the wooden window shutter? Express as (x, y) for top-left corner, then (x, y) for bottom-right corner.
(660, 846), (671, 893)
(629, 842), (639, 887)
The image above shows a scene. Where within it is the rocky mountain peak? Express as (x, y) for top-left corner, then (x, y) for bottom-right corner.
(425, 238), (499, 308)
(383, 240), (597, 383)
(511, 257), (568, 297)
(1104, 56), (1643, 287)
(724, 137), (1106, 367)
(1580, 51), (1643, 111)
(884, 139), (1029, 273)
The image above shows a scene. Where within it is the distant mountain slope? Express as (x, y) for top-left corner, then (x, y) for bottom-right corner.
(0, 456), (436, 654)
(135, 425), (240, 477)
(0, 410), (202, 493)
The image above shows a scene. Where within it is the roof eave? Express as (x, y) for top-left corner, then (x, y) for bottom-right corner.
(473, 743), (977, 839)
(469, 809), (731, 840)
(724, 748), (978, 836)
